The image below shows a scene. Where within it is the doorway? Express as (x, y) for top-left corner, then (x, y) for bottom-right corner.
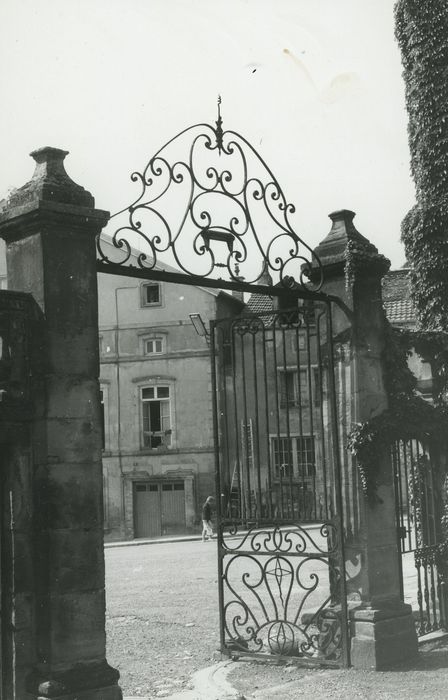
(133, 481), (186, 538)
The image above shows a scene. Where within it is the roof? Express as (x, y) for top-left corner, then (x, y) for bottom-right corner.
(245, 268), (417, 327)
(384, 298), (415, 325)
(98, 234), (239, 303)
(382, 268), (416, 326)
(246, 293), (274, 315)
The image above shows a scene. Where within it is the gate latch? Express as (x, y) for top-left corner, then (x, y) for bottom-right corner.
(398, 525), (407, 540)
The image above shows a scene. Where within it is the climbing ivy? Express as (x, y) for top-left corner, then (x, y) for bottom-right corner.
(395, 1), (448, 330)
(347, 322), (448, 502)
(348, 2), (448, 502)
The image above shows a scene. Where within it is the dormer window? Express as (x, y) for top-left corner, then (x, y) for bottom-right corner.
(141, 282), (162, 307)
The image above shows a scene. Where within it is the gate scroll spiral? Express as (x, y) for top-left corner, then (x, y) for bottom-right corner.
(96, 100), (323, 291)
(221, 523), (345, 661)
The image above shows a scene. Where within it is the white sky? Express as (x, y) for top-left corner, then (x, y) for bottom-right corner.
(0, 0), (414, 269)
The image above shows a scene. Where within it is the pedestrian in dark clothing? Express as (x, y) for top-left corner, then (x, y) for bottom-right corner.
(201, 495), (215, 541)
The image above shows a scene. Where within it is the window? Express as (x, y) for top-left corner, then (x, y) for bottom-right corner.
(278, 368), (320, 407)
(141, 282), (161, 307)
(144, 337), (164, 355)
(272, 436), (315, 479)
(279, 369), (308, 407)
(141, 385), (172, 448)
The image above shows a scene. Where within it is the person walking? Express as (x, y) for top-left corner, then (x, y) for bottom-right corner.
(201, 495), (215, 541)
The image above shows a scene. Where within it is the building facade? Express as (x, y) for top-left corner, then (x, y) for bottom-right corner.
(0, 238), (434, 542)
(0, 239), (244, 541)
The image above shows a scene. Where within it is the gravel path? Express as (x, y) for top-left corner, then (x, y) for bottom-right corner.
(105, 539), (220, 698)
(228, 638), (448, 699)
(106, 540), (448, 700)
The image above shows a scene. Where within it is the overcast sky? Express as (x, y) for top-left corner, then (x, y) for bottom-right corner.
(0, 0), (414, 269)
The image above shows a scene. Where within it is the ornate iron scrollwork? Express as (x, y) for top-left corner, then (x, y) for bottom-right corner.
(221, 523), (344, 661)
(97, 101), (323, 290)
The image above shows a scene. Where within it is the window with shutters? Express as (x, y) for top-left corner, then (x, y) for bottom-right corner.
(141, 385), (172, 448)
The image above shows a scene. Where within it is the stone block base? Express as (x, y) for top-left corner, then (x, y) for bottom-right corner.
(28, 685), (122, 700)
(350, 603), (418, 670)
(26, 661), (122, 700)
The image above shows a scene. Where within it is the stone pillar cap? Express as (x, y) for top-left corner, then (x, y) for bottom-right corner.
(1, 147), (95, 211)
(313, 209), (390, 278)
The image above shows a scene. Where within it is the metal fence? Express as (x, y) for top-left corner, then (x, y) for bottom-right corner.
(392, 438), (448, 636)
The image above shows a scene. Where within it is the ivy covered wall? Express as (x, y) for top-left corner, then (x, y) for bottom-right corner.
(395, 1), (448, 330)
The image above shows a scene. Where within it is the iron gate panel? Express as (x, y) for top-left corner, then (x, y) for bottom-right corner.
(393, 438), (448, 637)
(211, 303), (349, 666)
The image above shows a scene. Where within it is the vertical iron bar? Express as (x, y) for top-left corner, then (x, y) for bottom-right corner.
(231, 325), (243, 523)
(220, 328), (232, 519)
(403, 440), (412, 551)
(281, 325), (294, 519)
(392, 442), (405, 601)
(409, 441), (419, 548)
(261, 324), (274, 520)
(430, 556), (438, 631)
(272, 320), (284, 519)
(240, 333), (252, 520)
(210, 320), (226, 653)
(423, 555), (431, 633)
(428, 452), (437, 544)
(316, 309), (329, 520)
(251, 331), (263, 523)
(294, 318), (306, 520)
(396, 441), (406, 552)
(305, 313), (317, 521)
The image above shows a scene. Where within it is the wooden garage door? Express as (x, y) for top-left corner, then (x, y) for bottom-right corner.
(134, 483), (160, 538)
(133, 481), (185, 538)
(161, 482), (185, 535)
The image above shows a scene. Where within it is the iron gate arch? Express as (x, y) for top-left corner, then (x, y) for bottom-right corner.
(95, 105), (350, 666)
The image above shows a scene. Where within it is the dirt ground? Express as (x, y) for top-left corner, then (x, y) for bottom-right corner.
(228, 637), (448, 699)
(105, 540), (448, 699)
(105, 539), (220, 697)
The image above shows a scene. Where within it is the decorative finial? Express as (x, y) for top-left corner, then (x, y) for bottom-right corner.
(234, 261), (240, 278)
(216, 95), (223, 155)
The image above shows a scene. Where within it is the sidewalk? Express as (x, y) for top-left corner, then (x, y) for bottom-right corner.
(105, 534), (204, 548)
(105, 523), (324, 549)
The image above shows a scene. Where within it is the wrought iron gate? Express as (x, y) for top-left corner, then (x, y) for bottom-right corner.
(95, 105), (350, 665)
(393, 438), (448, 637)
(211, 302), (350, 666)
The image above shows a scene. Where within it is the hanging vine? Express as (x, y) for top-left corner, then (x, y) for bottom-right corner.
(395, 1), (448, 330)
(347, 322), (448, 503)
(348, 2), (448, 503)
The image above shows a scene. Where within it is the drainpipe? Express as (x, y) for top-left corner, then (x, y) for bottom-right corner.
(114, 286), (138, 537)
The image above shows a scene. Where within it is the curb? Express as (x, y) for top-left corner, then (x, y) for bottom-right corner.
(105, 523), (324, 549)
(105, 535), (204, 549)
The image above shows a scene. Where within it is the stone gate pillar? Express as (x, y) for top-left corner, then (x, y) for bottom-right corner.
(0, 148), (122, 699)
(315, 210), (418, 669)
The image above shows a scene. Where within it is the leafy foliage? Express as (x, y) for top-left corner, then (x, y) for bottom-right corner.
(349, 2), (448, 504)
(395, 1), (448, 330)
(347, 322), (448, 502)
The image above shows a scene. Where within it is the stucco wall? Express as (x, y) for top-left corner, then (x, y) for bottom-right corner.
(97, 271), (236, 539)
